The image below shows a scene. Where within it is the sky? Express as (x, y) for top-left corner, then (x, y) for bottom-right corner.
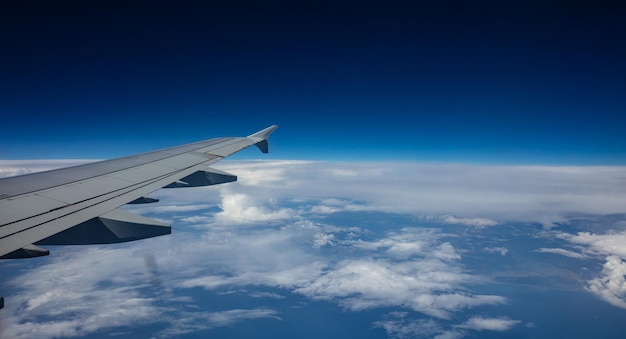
(2, 3), (626, 337)
(1, 1), (625, 163)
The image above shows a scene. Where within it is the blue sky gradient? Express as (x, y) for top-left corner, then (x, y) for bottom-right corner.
(3, 4), (626, 337)
(1, 2), (625, 163)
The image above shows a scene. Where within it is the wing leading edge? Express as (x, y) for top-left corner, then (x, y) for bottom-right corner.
(0, 125), (278, 259)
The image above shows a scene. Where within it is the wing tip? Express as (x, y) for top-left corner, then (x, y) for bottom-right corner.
(248, 125), (278, 153)
(248, 125), (278, 139)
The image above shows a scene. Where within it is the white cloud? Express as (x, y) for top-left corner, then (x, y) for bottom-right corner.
(6, 160), (625, 226)
(180, 215), (213, 223)
(587, 256), (626, 309)
(327, 168), (359, 177)
(433, 243), (461, 261)
(212, 161), (626, 226)
(213, 191), (294, 224)
(535, 247), (586, 259)
(248, 292), (285, 299)
(154, 308), (280, 338)
(295, 257), (505, 319)
(4, 160), (625, 336)
(439, 215), (498, 227)
(0, 247), (163, 338)
(560, 231), (626, 258)
(313, 233), (335, 248)
(457, 316), (521, 331)
(434, 330), (465, 339)
(0, 219), (509, 337)
(374, 312), (521, 338)
(554, 230), (626, 308)
(374, 317), (446, 339)
(202, 308), (280, 326)
(215, 160), (313, 188)
(352, 228), (437, 258)
(485, 247), (509, 256)
(307, 198), (368, 214)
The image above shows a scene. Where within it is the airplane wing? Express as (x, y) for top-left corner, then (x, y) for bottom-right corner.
(0, 125), (278, 260)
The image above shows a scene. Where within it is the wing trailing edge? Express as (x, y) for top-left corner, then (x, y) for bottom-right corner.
(0, 125), (278, 260)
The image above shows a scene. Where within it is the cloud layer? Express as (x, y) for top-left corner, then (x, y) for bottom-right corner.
(4, 159), (626, 225)
(2, 160), (626, 337)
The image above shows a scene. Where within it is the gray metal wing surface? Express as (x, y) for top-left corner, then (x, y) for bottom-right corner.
(0, 125), (278, 259)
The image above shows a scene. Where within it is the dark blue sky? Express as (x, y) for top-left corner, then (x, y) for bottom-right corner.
(1, 1), (625, 163)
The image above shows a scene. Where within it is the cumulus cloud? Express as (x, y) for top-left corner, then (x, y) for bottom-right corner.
(556, 229), (626, 308)
(587, 256), (626, 309)
(560, 231), (626, 258)
(213, 191), (294, 224)
(456, 316), (521, 331)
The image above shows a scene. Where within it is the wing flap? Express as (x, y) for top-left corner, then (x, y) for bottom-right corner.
(37, 176), (135, 204)
(0, 195), (68, 232)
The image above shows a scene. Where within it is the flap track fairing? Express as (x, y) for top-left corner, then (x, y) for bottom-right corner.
(35, 210), (170, 245)
(164, 167), (237, 188)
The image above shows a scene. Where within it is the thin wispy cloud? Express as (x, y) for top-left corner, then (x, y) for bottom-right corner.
(535, 247), (587, 259)
(456, 316), (521, 331)
(439, 215), (498, 227)
(485, 247), (509, 256)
